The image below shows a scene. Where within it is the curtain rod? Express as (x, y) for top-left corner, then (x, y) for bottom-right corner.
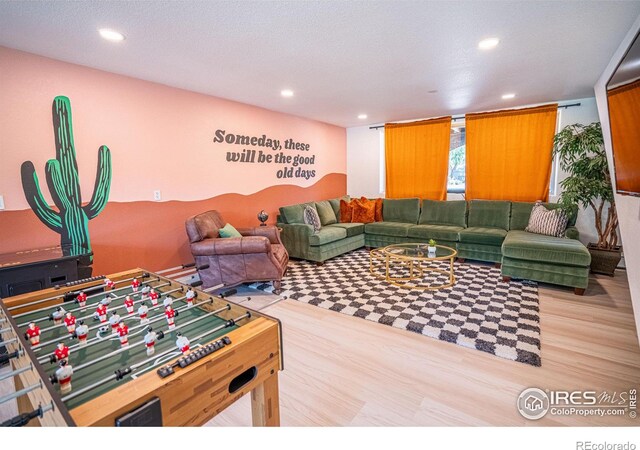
(368, 102), (582, 130)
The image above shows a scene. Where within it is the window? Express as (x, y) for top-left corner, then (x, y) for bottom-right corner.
(447, 121), (466, 193)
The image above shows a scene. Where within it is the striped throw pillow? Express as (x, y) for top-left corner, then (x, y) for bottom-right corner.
(525, 203), (569, 237)
(303, 205), (322, 232)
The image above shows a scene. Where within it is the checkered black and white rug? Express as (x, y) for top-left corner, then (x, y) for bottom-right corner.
(252, 249), (541, 366)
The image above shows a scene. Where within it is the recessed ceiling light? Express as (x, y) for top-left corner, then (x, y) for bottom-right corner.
(502, 93), (516, 100)
(358, 114), (368, 119)
(99, 28), (125, 42)
(478, 38), (500, 50)
(281, 89), (294, 98)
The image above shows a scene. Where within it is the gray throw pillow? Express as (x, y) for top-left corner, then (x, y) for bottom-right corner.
(525, 202), (569, 237)
(303, 205), (322, 232)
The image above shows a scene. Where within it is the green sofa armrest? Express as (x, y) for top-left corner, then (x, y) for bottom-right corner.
(565, 226), (580, 240)
(277, 222), (314, 258)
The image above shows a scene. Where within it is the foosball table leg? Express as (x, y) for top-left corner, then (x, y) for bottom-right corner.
(250, 372), (280, 427)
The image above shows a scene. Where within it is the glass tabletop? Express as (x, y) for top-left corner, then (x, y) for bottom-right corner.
(381, 243), (457, 260)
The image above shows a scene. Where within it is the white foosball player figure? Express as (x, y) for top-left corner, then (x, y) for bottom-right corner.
(165, 305), (177, 330)
(185, 288), (196, 307)
(149, 289), (159, 306)
(109, 311), (121, 335)
(144, 327), (157, 356)
(117, 321), (129, 347)
(138, 302), (149, 325)
(63, 312), (76, 334)
(54, 342), (70, 364)
(51, 306), (65, 325)
(76, 291), (87, 309)
(175, 332), (190, 354)
(124, 295), (135, 314)
(141, 284), (151, 299)
(105, 278), (116, 290)
(101, 294), (115, 307)
(75, 320), (89, 345)
(25, 322), (41, 346)
(95, 303), (108, 323)
(55, 360), (73, 394)
(131, 278), (140, 293)
(163, 296), (173, 309)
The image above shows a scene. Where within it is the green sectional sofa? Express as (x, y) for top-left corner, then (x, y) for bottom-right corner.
(277, 197), (591, 294)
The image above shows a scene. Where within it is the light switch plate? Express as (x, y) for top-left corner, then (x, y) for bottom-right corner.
(153, 190), (161, 201)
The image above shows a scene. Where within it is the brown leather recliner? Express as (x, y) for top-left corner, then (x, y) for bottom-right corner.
(185, 211), (289, 293)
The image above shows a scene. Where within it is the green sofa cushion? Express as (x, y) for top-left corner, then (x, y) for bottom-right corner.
(458, 227), (507, 245)
(327, 222), (365, 237)
(308, 226), (347, 246)
(382, 198), (420, 223)
(419, 200), (467, 227)
(315, 200), (338, 225)
(510, 202), (578, 230)
(407, 224), (463, 242)
(280, 202), (316, 224)
(468, 200), (511, 229)
(328, 196), (350, 222)
(502, 230), (591, 267)
(364, 222), (414, 238)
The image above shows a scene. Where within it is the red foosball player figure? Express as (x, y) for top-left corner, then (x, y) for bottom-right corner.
(124, 295), (135, 314)
(51, 306), (65, 325)
(54, 342), (70, 364)
(131, 278), (140, 293)
(144, 327), (157, 356)
(117, 321), (129, 347)
(95, 303), (108, 323)
(63, 312), (76, 334)
(185, 288), (196, 307)
(138, 302), (149, 325)
(104, 277), (116, 290)
(55, 360), (73, 394)
(175, 332), (190, 354)
(163, 296), (173, 309)
(76, 290), (87, 309)
(165, 305), (177, 330)
(75, 320), (89, 345)
(149, 288), (159, 306)
(109, 311), (121, 335)
(25, 322), (41, 346)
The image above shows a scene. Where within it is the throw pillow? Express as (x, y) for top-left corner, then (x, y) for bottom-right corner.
(352, 198), (376, 223)
(339, 199), (353, 223)
(303, 205), (322, 232)
(219, 223), (242, 238)
(525, 202), (569, 237)
(374, 198), (383, 221)
(315, 200), (338, 225)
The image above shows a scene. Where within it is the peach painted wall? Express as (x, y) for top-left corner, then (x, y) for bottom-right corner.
(0, 46), (346, 274)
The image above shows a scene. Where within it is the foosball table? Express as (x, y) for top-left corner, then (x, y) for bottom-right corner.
(0, 267), (283, 426)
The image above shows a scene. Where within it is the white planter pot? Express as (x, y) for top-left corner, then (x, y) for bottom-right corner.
(428, 246), (436, 254)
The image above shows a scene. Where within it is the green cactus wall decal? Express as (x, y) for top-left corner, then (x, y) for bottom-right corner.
(21, 96), (112, 259)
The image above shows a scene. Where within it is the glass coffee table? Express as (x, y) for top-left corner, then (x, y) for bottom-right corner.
(369, 243), (457, 290)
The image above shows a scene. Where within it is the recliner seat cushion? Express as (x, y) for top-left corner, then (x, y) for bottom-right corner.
(458, 227), (507, 245)
(419, 200), (467, 227)
(502, 230), (591, 266)
(364, 222), (413, 238)
(308, 227), (347, 246)
(407, 224), (463, 241)
(327, 223), (365, 237)
(467, 200), (511, 229)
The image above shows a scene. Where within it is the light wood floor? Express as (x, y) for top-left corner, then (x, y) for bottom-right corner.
(207, 269), (640, 426)
(2, 269), (638, 426)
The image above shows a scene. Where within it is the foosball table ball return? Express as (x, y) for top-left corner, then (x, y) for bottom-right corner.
(0, 268), (283, 427)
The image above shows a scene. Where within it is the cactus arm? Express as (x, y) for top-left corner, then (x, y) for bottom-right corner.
(52, 96), (82, 205)
(83, 145), (112, 220)
(20, 161), (62, 233)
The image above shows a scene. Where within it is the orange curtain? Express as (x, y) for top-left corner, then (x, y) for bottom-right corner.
(465, 104), (557, 202)
(608, 79), (640, 194)
(385, 117), (452, 200)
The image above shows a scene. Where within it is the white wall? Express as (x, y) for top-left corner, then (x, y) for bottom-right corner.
(595, 15), (640, 346)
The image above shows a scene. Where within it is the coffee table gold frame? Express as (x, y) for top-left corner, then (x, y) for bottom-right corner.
(369, 244), (457, 290)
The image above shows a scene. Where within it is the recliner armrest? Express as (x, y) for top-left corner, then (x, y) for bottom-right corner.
(190, 236), (271, 256)
(236, 226), (281, 244)
(565, 226), (580, 240)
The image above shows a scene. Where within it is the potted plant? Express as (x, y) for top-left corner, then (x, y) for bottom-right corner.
(428, 239), (437, 254)
(553, 122), (621, 275)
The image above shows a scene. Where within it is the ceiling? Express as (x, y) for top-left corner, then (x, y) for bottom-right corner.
(1, 1), (639, 128)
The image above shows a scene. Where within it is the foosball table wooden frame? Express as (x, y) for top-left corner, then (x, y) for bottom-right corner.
(0, 268), (283, 427)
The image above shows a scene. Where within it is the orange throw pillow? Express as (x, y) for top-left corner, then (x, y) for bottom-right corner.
(352, 198), (376, 223)
(374, 198), (383, 222)
(339, 199), (353, 223)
